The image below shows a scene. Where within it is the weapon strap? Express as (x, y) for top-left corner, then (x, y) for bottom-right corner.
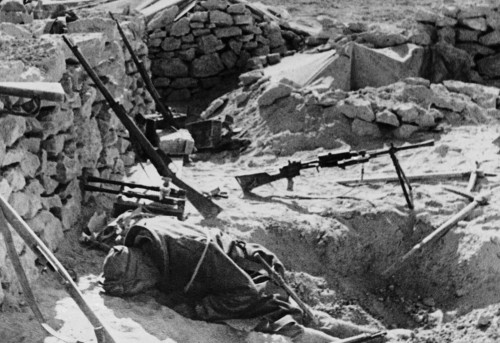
(0, 209), (84, 343)
(183, 229), (212, 293)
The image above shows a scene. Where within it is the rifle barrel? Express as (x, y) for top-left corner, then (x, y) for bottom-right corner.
(109, 12), (178, 129)
(63, 36), (222, 219)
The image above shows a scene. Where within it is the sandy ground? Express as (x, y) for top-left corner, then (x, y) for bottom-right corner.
(2, 0), (500, 343)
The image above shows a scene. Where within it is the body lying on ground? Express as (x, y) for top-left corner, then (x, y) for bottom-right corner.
(100, 214), (409, 342)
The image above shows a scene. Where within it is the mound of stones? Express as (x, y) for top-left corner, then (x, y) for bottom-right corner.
(146, 0), (307, 101)
(0, 14), (154, 304)
(206, 72), (500, 155)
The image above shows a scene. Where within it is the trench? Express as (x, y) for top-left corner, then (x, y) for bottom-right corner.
(234, 206), (500, 330)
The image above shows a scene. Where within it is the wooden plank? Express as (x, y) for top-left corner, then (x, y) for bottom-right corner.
(139, 0), (187, 20)
(0, 82), (65, 102)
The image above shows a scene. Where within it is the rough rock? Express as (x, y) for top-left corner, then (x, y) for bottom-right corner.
(457, 7), (490, 20)
(393, 103), (421, 122)
(443, 80), (499, 108)
(0, 115), (26, 147)
(214, 26), (242, 38)
(20, 152), (40, 178)
(152, 58), (189, 77)
(191, 54), (225, 77)
(227, 3), (246, 14)
(351, 119), (382, 137)
(3, 166), (25, 192)
(337, 98), (375, 121)
(171, 17), (190, 37)
(61, 197), (80, 231)
(0, 178), (12, 199)
(148, 6), (179, 31)
(479, 30), (500, 46)
(393, 124), (419, 139)
(161, 36), (181, 51)
(456, 43), (494, 58)
(191, 11), (208, 22)
(438, 26), (456, 44)
(358, 31), (407, 48)
(210, 10), (233, 26)
(26, 210), (63, 251)
(2, 148), (24, 167)
(436, 15), (458, 27)
(197, 34), (222, 54)
(220, 50), (238, 69)
(415, 9), (438, 23)
(201, 0), (228, 11)
(477, 53), (500, 77)
(67, 17), (117, 42)
(459, 17), (487, 31)
(376, 109), (400, 126)
(486, 12), (500, 30)
(239, 70), (264, 86)
(258, 82), (294, 107)
(0, 22), (31, 38)
(430, 42), (474, 83)
(55, 155), (81, 183)
(457, 29), (480, 42)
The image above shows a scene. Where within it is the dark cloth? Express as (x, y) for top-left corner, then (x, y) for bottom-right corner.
(123, 216), (304, 329)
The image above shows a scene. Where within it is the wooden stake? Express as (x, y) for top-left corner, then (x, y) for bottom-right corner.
(382, 193), (489, 277)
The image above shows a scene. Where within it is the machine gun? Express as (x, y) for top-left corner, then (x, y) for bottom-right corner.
(63, 35), (222, 219)
(236, 140), (435, 194)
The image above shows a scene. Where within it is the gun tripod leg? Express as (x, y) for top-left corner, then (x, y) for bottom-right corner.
(389, 149), (414, 210)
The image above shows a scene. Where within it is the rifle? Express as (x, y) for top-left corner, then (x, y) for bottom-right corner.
(235, 140), (434, 192)
(254, 253), (319, 325)
(63, 36), (222, 219)
(109, 12), (178, 129)
(335, 331), (387, 343)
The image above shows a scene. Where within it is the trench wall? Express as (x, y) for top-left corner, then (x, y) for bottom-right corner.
(146, 0), (306, 103)
(0, 13), (154, 305)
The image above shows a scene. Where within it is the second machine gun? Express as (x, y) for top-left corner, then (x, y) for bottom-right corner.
(235, 140), (435, 194)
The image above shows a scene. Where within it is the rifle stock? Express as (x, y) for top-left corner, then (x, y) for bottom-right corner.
(63, 35), (222, 219)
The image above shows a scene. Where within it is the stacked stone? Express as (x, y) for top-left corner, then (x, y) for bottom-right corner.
(412, 5), (500, 86)
(0, 15), (153, 305)
(147, 0), (305, 101)
(210, 73), (499, 155)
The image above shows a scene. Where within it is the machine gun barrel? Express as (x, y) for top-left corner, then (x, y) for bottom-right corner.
(63, 35), (222, 219)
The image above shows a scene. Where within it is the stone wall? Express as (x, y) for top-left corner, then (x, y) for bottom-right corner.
(146, 0), (306, 102)
(410, 5), (500, 86)
(0, 13), (154, 304)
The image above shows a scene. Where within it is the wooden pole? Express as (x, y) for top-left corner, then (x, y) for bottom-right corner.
(0, 195), (116, 343)
(335, 170), (496, 185)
